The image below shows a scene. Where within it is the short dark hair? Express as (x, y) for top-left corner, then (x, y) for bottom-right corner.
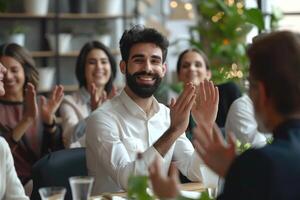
(75, 41), (117, 93)
(176, 48), (210, 75)
(247, 31), (300, 116)
(119, 25), (169, 63)
(0, 43), (39, 89)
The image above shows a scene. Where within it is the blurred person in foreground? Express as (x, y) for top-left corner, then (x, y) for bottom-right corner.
(150, 31), (300, 200)
(0, 61), (28, 200)
(0, 43), (64, 194)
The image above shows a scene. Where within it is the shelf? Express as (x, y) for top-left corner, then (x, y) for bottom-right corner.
(0, 13), (133, 20)
(63, 84), (79, 92)
(0, 13), (55, 19)
(31, 51), (55, 58)
(31, 49), (120, 58)
(38, 84), (79, 93)
(57, 13), (134, 19)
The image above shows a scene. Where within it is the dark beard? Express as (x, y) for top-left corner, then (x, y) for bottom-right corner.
(126, 69), (162, 98)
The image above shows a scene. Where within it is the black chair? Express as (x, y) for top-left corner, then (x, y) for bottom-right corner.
(31, 148), (87, 200)
(216, 81), (242, 128)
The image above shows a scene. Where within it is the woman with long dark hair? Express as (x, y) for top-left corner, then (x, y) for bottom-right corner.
(60, 41), (117, 148)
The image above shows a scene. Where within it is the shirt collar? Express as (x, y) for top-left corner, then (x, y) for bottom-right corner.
(79, 87), (91, 104)
(273, 119), (300, 140)
(119, 89), (160, 119)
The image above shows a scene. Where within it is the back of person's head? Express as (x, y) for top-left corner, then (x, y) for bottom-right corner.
(0, 43), (39, 88)
(75, 41), (117, 94)
(247, 31), (300, 116)
(119, 25), (169, 63)
(176, 48), (210, 75)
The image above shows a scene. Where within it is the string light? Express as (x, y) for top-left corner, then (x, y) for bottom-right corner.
(225, 0), (235, 6)
(184, 2), (193, 11)
(236, 2), (244, 9)
(170, 0), (178, 8)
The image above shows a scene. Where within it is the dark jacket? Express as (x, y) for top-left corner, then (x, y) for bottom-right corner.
(218, 119), (300, 200)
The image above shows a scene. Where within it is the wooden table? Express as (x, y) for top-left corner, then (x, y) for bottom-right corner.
(180, 182), (205, 192)
(92, 182), (205, 199)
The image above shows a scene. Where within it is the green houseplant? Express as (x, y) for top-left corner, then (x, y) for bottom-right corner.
(7, 24), (27, 46)
(190, 0), (265, 84)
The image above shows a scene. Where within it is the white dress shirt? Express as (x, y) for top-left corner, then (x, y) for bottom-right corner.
(86, 90), (203, 195)
(225, 94), (268, 147)
(0, 137), (29, 200)
(60, 87), (91, 148)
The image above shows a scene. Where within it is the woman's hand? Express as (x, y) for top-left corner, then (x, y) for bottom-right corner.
(40, 85), (64, 125)
(169, 82), (196, 136)
(23, 83), (38, 122)
(192, 79), (219, 130)
(12, 83), (38, 141)
(89, 83), (107, 111)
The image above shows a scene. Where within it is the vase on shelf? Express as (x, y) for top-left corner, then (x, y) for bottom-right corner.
(47, 33), (72, 54)
(24, 0), (49, 15)
(7, 33), (25, 46)
(96, 0), (122, 15)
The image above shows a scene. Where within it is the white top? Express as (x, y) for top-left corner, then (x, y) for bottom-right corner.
(86, 90), (203, 195)
(225, 94), (267, 147)
(60, 87), (91, 148)
(0, 137), (29, 200)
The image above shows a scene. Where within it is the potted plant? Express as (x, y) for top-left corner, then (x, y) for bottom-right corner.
(47, 28), (73, 54)
(7, 25), (27, 46)
(190, 0), (265, 84)
(24, 0), (49, 16)
(96, 0), (122, 15)
(0, 0), (9, 12)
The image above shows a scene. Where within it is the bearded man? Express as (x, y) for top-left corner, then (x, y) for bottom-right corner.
(86, 25), (219, 195)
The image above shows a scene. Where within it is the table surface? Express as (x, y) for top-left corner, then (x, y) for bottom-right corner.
(92, 182), (205, 199)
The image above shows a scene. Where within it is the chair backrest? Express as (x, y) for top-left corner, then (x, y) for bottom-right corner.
(31, 148), (87, 200)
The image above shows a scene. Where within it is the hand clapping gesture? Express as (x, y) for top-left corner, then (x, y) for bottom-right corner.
(40, 85), (64, 125)
(89, 83), (107, 111)
(149, 157), (180, 199)
(169, 82), (196, 135)
(193, 124), (237, 177)
(23, 83), (38, 122)
(192, 79), (219, 129)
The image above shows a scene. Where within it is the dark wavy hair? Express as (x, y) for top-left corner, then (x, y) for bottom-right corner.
(176, 48), (210, 75)
(119, 25), (169, 63)
(247, 31), (300, 116)
(75, 41), (117, 94)
(0, 43), (39, 90)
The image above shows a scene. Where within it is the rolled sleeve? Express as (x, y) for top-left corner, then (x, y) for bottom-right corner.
(173, 133), (204, 182)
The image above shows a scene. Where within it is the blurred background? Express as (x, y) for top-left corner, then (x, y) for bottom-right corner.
(0, 0), (299, 103)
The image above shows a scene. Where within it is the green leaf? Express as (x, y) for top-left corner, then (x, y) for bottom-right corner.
(199, 191), (215, 200)
(244, 8), (265, 30)
(127, 175), (154, 200)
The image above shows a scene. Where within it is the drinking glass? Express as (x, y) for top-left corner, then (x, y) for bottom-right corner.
(39, 187), (66, 200)
(69, 176), (94, 200)
(200, 166), (219, 198)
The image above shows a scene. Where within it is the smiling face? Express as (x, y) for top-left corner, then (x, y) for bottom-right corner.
(84, 49), (112, 89)
(0, 56), (25, 101)
(0, 62), (7, 96)
(178, 51), (211, 85)
(121, 42), (166, 98)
